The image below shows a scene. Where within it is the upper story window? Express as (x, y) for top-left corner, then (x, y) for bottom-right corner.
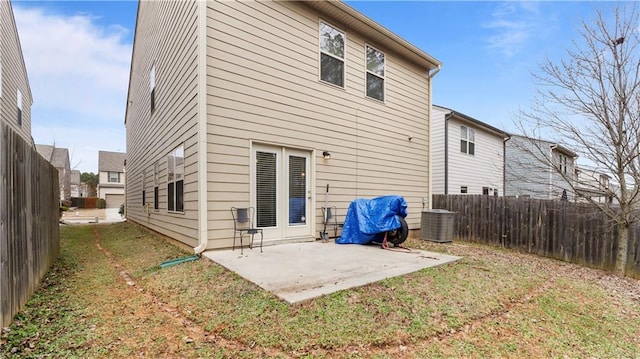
(366, 45), (385, 101)
(17, 89), (22, 126)
(460, 126), (475, 155)
(108, 171), (121, 183)
(150, 65), (156, 113)
(319, 21), (345, 88)
(556, 153), (568, 174)
(167, 144), (184, 212)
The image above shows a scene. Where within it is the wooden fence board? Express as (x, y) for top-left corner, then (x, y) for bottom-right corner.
(432, 194), (640, 278)
(0, 124), (59, 327)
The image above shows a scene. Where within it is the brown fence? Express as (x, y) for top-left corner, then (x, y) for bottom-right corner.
(0, 124), (60, 327)
(432, 194), (640, 277)
(71, 197), (97, 209)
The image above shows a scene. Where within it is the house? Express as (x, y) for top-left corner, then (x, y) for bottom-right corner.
(35, 145), (71, 205)
(505, 134), (577, 201)
(97, 151), (126, 208)
(575, 167), (612, 204)
(70, 170), (82, 197)
(0, 0), (33, 144)
(124, 0), (442, 252)
(431, 105), (509, 196)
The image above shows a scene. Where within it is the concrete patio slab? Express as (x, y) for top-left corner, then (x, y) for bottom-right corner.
(202, 241), (461, 304)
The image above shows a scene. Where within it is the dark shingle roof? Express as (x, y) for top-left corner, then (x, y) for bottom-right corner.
(70, 170), (81, 184)
(98, 151), (126, 172)
(35, 144), (69, 168)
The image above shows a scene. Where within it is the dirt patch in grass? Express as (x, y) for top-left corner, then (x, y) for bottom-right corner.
(3, 222), (640, 358)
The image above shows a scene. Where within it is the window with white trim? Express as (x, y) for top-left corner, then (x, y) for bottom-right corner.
(461, 186), (468, 194)
(17, 89), (22, 126)
(366, 45), (385, 101)
(153, 162), (159, 210)
(108, 171), (120, 183)
(167, 144), (184, 212)
(150, 65), (156, 113)
(460, 126), (475, 155)
(319, 21), (345, 87)
(142, 172), (146, 206)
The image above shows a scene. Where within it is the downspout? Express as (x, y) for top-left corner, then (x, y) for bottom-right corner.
(427, 65), (442, 210)
(502, 135), (510, 196)
(444, 112), (450, 195)
(194, 0), (208, 254)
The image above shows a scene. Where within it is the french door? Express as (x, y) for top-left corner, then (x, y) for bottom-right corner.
(253, 145), (312, 240)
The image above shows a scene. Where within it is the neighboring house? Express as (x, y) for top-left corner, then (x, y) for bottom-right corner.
(431, 105), (509, 196)
(35, 145), (71, 205)
(505, 135), (577, 201)
(125, 0), (442, 252)
(0, 0), (34, 144)
(575, 167), (611, 204)
(97, 151), (126, 208)
(70, 170), (81, 197)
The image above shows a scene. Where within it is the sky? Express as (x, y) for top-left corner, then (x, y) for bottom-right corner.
(11, 0), (621, 174)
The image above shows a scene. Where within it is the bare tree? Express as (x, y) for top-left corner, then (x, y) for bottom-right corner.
(515, 4), (640, 275)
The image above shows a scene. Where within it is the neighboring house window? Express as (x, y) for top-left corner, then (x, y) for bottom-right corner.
(319, 21), (345, 87)
(557, 153), (568, 174)
(153, 163), (159, 210)
(461, 186), (468, 194)
(167, 144), (184, 212)
(460, 126), (475, 155)
(150, 65), (156, 113)
(482, 187), (498, 196)
(16, 89), (22, 126)
(108, 171), (120, 183)
(366, 45), (385, 101)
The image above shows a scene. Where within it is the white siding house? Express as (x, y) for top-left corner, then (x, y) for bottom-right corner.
(505, 135), (577, 201)
(97, 151), (126, 208)
(125, 0), (442, 252)
(431, 105), (508, 195)
(575, 167), (612, 204)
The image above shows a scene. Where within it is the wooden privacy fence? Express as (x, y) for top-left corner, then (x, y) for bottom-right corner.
(1, 124), (60, 327)
(432, 195), (640, 277)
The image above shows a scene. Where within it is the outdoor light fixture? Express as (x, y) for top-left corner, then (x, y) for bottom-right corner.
(322, 151), (331, 160)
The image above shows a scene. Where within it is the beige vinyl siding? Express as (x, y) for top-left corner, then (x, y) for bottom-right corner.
(204, 0), (431, 247)
(446, 117), (504, 195)
(0, 0), (32, 143)
(125, 0), (200, 246)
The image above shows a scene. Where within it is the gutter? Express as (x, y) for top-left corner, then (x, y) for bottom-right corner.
(193, 0), (208, 254)
(502, 135), (511, 196)
(444, 112), (451, 195)
(427, 65), (442, 209)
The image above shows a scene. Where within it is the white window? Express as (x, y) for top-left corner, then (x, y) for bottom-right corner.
(167, 144), (184, 212)
(461, 186), (468, 194)
(17, 89), (22, 126)
(319, 21), (345, 87)
(460, 126), (475, 155)
(108, 171), (120, 183)
(557, 153), (568, 174)
(150, 65), (156, 113)
(366, 45), (385, 101)
(153, 162), (159, 210)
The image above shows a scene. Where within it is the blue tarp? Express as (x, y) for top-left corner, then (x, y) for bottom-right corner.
(336, 195), (408, 244)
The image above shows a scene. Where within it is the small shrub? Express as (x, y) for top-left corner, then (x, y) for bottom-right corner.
(96, 198), (106, 209)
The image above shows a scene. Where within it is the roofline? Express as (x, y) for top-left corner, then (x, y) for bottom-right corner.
(434, 104), (509, 138)
(301, 1), (442, 71)
(8, 0), (34, 102)
(510, 134), (578, 158)
(124, 0), (141, 125)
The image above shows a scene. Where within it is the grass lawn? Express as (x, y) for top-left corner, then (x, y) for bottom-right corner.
(2, 222), (639, 358)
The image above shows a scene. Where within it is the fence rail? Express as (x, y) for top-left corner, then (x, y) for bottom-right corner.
(432, 194), (640, 277)
(1, 124), (60, 327)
